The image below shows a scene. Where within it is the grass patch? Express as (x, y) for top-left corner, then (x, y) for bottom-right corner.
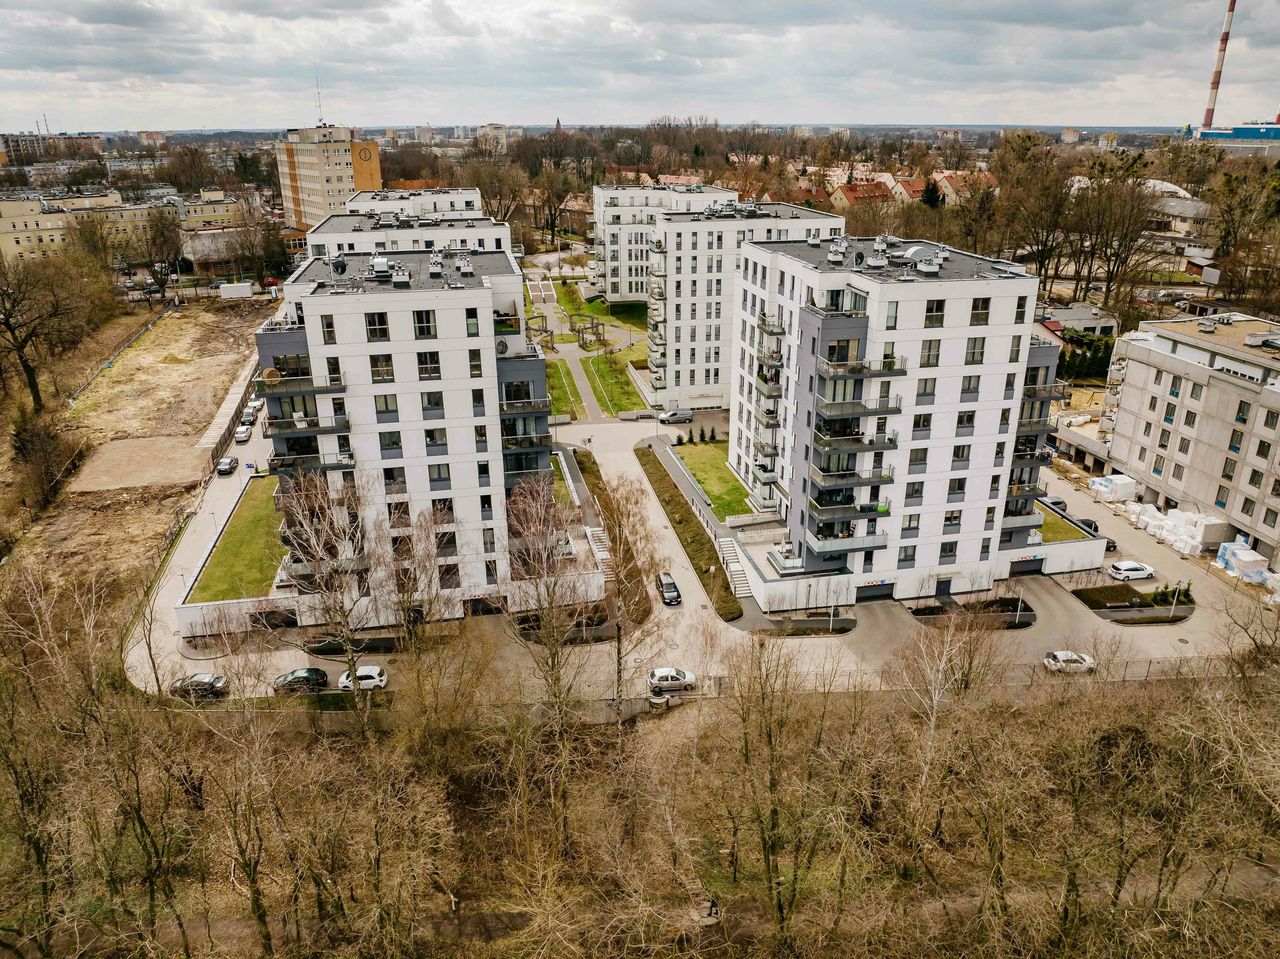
(1035, 502), (1088, 542)
(523, 283), (534, 315)
(584, 342), (648, 416)
(1073, 584), (1150, 609)
(555, 281), (648, 332)
(551, 455), (573, 507)
(574, 450), (653, 626)
(552, 333), (579, 345)
(189, 477), (286, 603)
(547, 358), (585, 421)
(635, 446), (743, 622)
(674, 441), (748, 521)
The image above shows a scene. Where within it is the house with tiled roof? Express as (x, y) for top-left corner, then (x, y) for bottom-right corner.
(829, 181), (893, 212)
(932, 170), (998, 206)
(890, 177), (928, 203)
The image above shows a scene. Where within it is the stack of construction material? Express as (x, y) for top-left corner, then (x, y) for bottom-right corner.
(1089, 474), (1137, 502)
(1215, 539), (1269, 583)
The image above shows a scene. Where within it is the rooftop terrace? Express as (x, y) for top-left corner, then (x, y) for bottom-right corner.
(1140, 313), (1279, 355)
(660, 201), (841, 223)
(289, 250), (517, 294)
(310, 212), (507, 234)
(755, 236), (1031, 283)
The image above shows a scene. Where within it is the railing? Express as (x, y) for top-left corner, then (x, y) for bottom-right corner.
(1012, 449), (1053, 465)
(807, 497), (892, 520)
(262, 414), (350, 436)
(809, 464), (894, 489)
(1007, 483), (1047, 499)
(267, 451), (356, 472)
(758, 314), (785, 336)
(505, 466), (552, 485)
(815, 394), (902, 417)
(808, 303), (870, 319)
(494, 313), (521, 335)
(649, 354), (668, 368)
(768, 547), (806, 573)
(501, 432), (552, 450)
(812, 428), (899, 452)
(1022, 381), (1070, 400)
(805, 529), (889, 554)
(815, 355), (907, 378)
(752, 463), (778, 484)
(755, 438), (779, 458)
(754, 401), (781, 428)
(756, 375), (783, 399)
(257, 372), (345, 394)
(1016, 417), (1054, 434)
(499, 396), (552, 414)
(759, 348), (783, 368)
(261, 316), (305, 334)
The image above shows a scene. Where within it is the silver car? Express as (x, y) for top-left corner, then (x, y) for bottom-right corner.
(649, 666), (696, 693)
(1043, 650), (1097, 675)
(659, 409), (693, 424)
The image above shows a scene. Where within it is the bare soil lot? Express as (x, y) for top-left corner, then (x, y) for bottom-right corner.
(68, 436), (209, 493)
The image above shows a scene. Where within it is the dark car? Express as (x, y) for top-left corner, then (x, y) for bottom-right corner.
(168, 673), (229, 701)
(144, 285), (163, 295)
(1077, 518), (1099, 534)
(216, 455), (238, 475)
(272, 667), (328, 694)
(657, 572), (682, 606)
(1105, 538), (1118, 552)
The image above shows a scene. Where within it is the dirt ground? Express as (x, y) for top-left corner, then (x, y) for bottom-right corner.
(68, 436), (210, 492)
(68, 298), (273, 442)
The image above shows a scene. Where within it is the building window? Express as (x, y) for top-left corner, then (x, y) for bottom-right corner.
(424, 427), (447, 452)
(379, 430), (402, 456)
(1184, 410), (1197, 428)
(374, 393), (398, 421)
(1266, 409), (1279, 430)
(1237, 400), (1252, 424)
(1222, 458), (1237, 480)
(1190, 383), (1203, 400)
(964, 337), (985, 364)
(969, 297), (990, 326)
(956, 410), (975, 430)
(469, 349), (483, 377)
(472, 388), (485, 413)
(1172, 463), (1184, 480)
(920, 339), (941, 368)
(421, 391), (444, 418)
(466, 307), (480, 337)
(429, 463), (451, 489)
(383, 466), (406, 493)
(1243, 498), (1256, 517)
(944, 509), (962, 530)
(370, 354), (394, 382)
(939, 541), (958, 561)
(1259, 440), (1273, 460)
(1014, 295), (1028, 324)
(1229, 429), (1244, 453)
(898, 545), (916, 566)
(1008, 337), (1021, 363)
(321, 314), (336, 344)
(365, 312), (389, 341)
(953, 445), (970, 463)
(961, 374), (980, 396)
(414, 309), (437, 339)
(417, 351), (441, 379)
(1266, 509), (1278, 528)
(885, 301), (898, 330)
(948, 477), (967, 497)
(439, 564), (460, 589)
(924, 299), (945, 328)
(913, 413), (932, 433)
(916, 377), (936, 399)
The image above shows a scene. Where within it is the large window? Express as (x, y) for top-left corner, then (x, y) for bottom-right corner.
(924, 299), (945, 328)
(414, 309), (437, 339)
(466, 307), (480, 337)
(964, 337), (985, 365)
(920, 339), (941, 368)
(365, 312), (389, 342)
(369, 354), (394, 383)
(421, 391), (444, 418)
(969, 297), (990, 326)
(417, 351), (440, 379)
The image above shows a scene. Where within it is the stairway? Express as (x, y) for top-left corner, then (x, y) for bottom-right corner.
(586, 527), (615, 580)
(717, 538), (752, 599)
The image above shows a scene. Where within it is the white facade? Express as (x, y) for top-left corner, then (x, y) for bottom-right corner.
(590, 184), (737, 303)
(347, 188), (485, 218)
(726, 235), (1105, 605)
(305, 212), (512, 259)
(646, 202), (843, 410)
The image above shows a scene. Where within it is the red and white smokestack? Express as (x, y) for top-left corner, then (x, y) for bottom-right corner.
(1202, 0), (1237, 129)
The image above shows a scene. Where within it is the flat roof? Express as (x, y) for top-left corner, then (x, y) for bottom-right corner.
(309, 212), (507, 235)
(1141, 314), (1280, 355)
(660, 201), (841, 223)
(754, 236), (1030, 283)
(350, 188), (480, 201)
(290, 250), (516, 294)
(595, 183), (736, 194)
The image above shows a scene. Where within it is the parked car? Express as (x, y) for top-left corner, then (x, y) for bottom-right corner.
(168, 673), (229, 701)
(1105, 538), (1118, 552)
(263, 277), (280, 287)
(144, 285), (162, 295)
(123, 278), (136, 290)
(649, 667), (696, 694)
(658, 408), (694, 424)
(1043, 650), (1097, 675)
(1108, 560), (1156, 582)
(233, 425), (253, 443)
(216, 455), (239, 475)
(338, 665), (389, 690)
(247, 396), (265, 415)
(1077, 518), (1099, 534)
(656, 571), (682, 606)
(1038, 495), (1068, 512)
(272, 667), (328, 694)
(240, 406), (258, 426)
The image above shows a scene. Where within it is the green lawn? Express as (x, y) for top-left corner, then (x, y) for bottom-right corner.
(554, 281), (648, 332)
(189, 477), (286, 603)
(635, 447), (742, 621)
(1035, 502), (1088, 543)
(551, 455), (573, 507)
(584, 342), (648, 416)
(547, 357), (586, 421)
(675, 441), (749, 520)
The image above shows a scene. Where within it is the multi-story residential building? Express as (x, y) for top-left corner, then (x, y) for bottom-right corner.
(723, 235), (1104, 610)
(0, 132), (104, 167)
(645, 201), (842, 410)
(304, 211), (510, 259)
(589, 184), (736, 303)
(1105, 314), (1280, 568)
(476, 124), (508, 154)
(253, 248), (566, 612)
(346, 188), (484, 218)
(170, 187), (242, 230)
(274, 126), (382, 231)
(0, 198), (70, 262)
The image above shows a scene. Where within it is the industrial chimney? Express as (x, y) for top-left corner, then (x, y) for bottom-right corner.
(1202, 0), (1237, 129)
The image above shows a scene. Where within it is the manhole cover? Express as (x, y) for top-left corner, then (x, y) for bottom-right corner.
(1177, 637), (1190, 645)
(669, 642), (679, 650)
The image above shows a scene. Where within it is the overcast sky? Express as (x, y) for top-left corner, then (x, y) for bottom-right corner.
(2, 0), (1279, 133)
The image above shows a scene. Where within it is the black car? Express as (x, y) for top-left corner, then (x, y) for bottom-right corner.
(144, 285), (163, 295)
(657, 572), (682, 606)
(272, 667), (328, 694)
(1105, 538), (1118, 552)
(216, 455), (238, 475)
(1078, 518), (1099, 534)
(168, 673), (229, 701)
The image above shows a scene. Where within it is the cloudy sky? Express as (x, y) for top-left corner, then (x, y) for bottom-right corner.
(2, 0), (1279, 132)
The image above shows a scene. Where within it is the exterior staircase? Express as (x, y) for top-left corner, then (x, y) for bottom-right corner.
(717, 538), (752, 599)
(586, 527), (614, 580)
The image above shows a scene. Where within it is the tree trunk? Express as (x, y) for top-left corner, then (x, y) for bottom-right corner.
(18, 351), (42, 412)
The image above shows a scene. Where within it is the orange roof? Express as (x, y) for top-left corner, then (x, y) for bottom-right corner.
(895, 177), (927, 199)
(835, 182), (892, 205)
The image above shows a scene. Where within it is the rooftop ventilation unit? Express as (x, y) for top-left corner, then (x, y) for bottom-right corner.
(873, 235), (889, 253)
(392, 267), (411, 287)
(1198, 321), (1216, 333)
(917, 259), (941, 275)
(457, 257), (474, 277)
(866, 254), (888, 269)
(428, 256), (444, 276)
(827, 248), (844, 263)
(370, 256), (391, 278)
(806, 236), (821, 247)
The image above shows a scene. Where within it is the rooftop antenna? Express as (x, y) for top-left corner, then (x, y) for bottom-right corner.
(1202, 0), (1237, 129)
(314, 68), (325, 126)
(42, 113), (50, 134)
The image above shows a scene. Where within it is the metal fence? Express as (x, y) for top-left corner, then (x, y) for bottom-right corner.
(206, 374), (260, 470)
(68, 302), (176, 403)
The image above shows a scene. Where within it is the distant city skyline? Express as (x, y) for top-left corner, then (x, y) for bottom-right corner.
(2, 1), (1278, 132)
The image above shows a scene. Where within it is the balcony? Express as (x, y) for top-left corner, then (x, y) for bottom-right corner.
(1012, 448), (1053, 465)
(267, 451), (356, 473)
(754, 401), (781, 429)
(807, 497), (891, 521)
(494, 313), (521, 335)
(756, 374), (783, 399)
(262, 414), (350, 437)
(650, 262), (667, 278)
(752, 463), (778, 485)
(500, 432), (552, 450)
(758, 313), (784, 337)
(812, 427), (899, 453)
(257, 372), (345, 395)
(1016, 417), (1054, 435)
(504, 465), (552, 488)
(648, 302), (665, 320)
(499, 396), (552, 414)
(649, 328), (667, 347)
(754, 437), (779, 458)
(808, 463), (894, 490)
(759, 348), (783, 370)
(815, 355), (908, 379)
(649, 238), (665, 253)
(1023, 381), (1070, 400)
(1006, 483), (1047, 499)
(804, 529), (889, 555)
(1002, 508), (1044, 529)
(814, 394), (902, 418)
(649, 352), (668, 369)
(649, 279), (666, 300)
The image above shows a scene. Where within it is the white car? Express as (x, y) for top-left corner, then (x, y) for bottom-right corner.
(649, 666), (696, 694)
(233, 425), (253, 443)
(1043, 650), (1097, 675)
(338, 665), (388, 690)
(1107, 560), (1155, 582)
(247, 396), (265, 415)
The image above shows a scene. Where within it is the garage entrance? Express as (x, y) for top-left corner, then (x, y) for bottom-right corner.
(1009, 559), (1044, 575)
(856, 582), (895, 602)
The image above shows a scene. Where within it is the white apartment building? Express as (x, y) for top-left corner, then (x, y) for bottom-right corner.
(724, 236), (1105, 610)
(646, 201), (843, 410)
(247, 250), (584, 621)
(305, 211), (512, 259)
(347, 188), (485, 219)
(1106, 314), (1280, 569)
(590, 184), (736, 303)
